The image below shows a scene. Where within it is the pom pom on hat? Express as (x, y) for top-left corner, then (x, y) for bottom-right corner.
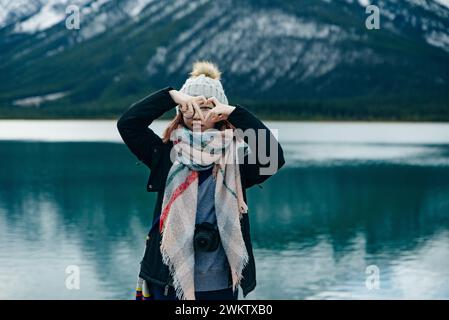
(190, 61), (222, 80)
(176, 61), (228, 115)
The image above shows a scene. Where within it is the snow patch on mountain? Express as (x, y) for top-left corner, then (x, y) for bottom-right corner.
(12, 92), (68, 108)
(426, 30), (449, 52)
(5, 0), (153, 34)
(123, 0), (154, 17)
(11, 0), (93, 33)
(14, 2), (64, 33)
(358, 0), (370, 6)
(0, 0), (43, 28)
(433, 0), (449, 9)
(146, 5), (352, 91)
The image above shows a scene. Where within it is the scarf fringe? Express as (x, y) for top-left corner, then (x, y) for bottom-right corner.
(231, 249), (250, 292)
(160, 246), (192, 300)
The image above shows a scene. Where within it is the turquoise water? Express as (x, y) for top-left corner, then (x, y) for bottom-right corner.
(1, 121), (449, 299)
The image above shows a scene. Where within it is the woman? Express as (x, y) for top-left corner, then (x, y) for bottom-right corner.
(117, 61), (285, 300)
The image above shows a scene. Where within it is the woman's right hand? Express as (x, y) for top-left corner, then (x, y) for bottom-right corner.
(169, 89), (207, 120)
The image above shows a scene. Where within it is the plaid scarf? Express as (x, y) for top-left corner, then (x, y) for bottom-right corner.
(158, 124), (250, 300)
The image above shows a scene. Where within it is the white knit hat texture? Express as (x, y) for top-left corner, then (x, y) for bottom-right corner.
(176, 74), (228, 115)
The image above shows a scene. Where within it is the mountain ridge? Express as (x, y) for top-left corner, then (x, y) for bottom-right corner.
(0, 0), (448, 120)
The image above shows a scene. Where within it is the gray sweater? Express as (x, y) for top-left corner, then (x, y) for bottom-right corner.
(194, 167), (231, 292)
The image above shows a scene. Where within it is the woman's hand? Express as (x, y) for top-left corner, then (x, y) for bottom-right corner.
(169, 89), (207, 120)
(204, 96), (236, 123)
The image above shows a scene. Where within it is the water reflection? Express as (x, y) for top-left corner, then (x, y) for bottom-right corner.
(247, 164), (449, 299)
(1, 141), (449, 299)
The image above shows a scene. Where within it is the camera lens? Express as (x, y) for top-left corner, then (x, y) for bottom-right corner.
(194, 222), (220, 252)
(195, 231), (211, 250)
(197, 236), (209, 249)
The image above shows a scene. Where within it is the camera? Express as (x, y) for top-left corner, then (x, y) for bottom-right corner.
(194, 222), (221, 252)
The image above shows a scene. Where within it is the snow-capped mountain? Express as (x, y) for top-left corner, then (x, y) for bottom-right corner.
(0, 0), (448, 119)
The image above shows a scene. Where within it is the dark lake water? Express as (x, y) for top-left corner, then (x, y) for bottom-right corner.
(1, 121), (449, 299)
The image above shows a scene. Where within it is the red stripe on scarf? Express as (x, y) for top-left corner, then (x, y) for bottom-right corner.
(159, 170), (198, 232)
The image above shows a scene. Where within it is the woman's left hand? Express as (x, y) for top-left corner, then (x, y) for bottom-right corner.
(204, 97), (236, 123)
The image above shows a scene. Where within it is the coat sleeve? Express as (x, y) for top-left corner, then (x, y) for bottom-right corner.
(227, 104), (286, 188)
(116, 86), (177, 170)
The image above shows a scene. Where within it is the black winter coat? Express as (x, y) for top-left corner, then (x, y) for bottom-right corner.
(117, 86), (285, 298)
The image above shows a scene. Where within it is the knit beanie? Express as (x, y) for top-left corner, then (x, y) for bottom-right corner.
(176, 61), (228, 115)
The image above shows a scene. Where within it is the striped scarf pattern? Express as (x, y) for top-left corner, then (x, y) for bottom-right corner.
(159, 125), (250, 300)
